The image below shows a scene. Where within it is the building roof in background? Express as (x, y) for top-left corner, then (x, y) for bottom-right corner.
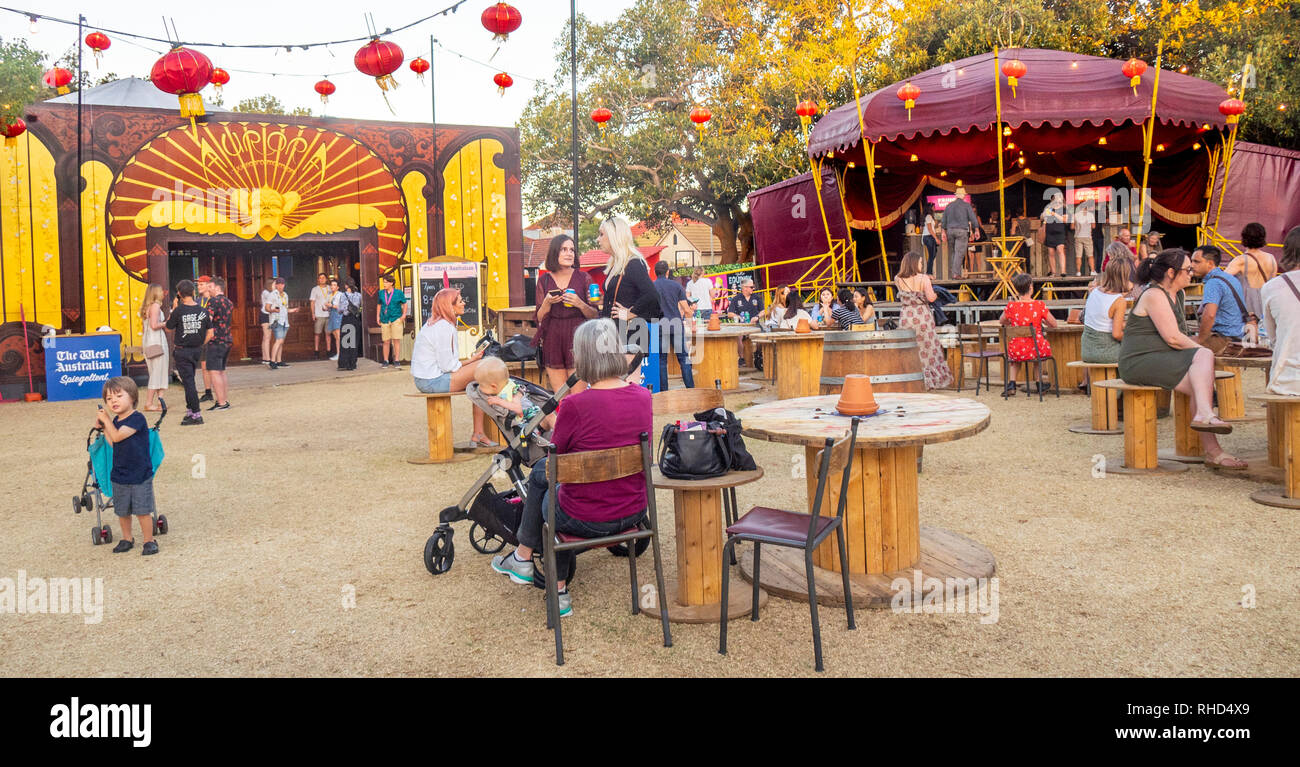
(675, 220), (720, 255)
(45, 78), (246, 113)
(523, 236), (554, 269)
(580, 249), (609, 267)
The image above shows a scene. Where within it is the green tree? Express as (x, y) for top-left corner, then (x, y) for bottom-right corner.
(233, 94), (311, 117)
(0, 36), (46, 122)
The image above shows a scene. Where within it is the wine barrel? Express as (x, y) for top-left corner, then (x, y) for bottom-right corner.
(819, 329), (925, 394)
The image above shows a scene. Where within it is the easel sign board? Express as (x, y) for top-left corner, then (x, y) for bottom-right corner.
(45, 333), (122, 402)
(415, 261), (483, 360)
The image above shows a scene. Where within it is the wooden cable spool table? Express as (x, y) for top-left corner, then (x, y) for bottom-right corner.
(1044, 324), (1086, 390)
(751, 330), (830, 399)
(1214, 355), (1271, 423)
(1091, 380), (1187, 474)
(646, 468), (767, 623)
(403, 393), (479, 464)
(1066, 362), (1122, 435)
(735, 393), (995, 608)
(688, 325), (762, 393)
(1245, 393), (1300, 509)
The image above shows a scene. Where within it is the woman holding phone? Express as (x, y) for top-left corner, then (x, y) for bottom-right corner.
(535, 234), (598, 394)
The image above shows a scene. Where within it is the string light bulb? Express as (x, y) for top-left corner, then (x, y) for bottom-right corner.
(1002, 127), (1011, 136)
(28, 15), (38, 33)
(1098, 137), (1107, 145)
(1191, 142), (1200, 150)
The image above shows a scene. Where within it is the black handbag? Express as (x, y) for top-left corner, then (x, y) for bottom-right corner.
(693, 407), (757, 471)
(658, 423), (732, 480)
(474, 330), (504, 359)
(499, 333), (537, 362)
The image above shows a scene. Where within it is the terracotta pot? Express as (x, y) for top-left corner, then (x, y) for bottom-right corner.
(836, 373), (878, 416)
(795, 317), (811, 334)
(707, 314), (722, 331)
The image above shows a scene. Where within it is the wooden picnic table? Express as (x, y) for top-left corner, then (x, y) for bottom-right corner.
(688, 324), (762, 392)
(735, 393), (995, 608)
(751, 330), (831, 399)
(645, 467), (767, 623)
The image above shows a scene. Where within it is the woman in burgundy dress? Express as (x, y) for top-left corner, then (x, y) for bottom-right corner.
(535, 235), (599, 394)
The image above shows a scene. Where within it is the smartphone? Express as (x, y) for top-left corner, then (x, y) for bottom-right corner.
(548, 289), (563, 298)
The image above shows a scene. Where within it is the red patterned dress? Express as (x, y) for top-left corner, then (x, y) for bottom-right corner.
(897, 289), (953, 390)
(1005, 299), (1053, 361)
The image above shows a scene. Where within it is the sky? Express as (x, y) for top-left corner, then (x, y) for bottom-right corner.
(2, 0), (638, 127)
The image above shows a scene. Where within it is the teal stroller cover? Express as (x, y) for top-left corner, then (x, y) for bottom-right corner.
(88, 430), (164, 499)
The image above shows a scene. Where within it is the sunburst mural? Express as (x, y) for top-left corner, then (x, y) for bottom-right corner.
(107, 122), (407, 279)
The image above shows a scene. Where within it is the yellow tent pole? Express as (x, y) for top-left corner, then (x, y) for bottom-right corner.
(1213, 54), (1252, 231)
(849, 61), (891, 289)
(994, 46), (1008, 247)
(1135, 40), (1163, 240)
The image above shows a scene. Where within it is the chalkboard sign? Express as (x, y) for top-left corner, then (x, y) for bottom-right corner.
(416, 261), (482, 330)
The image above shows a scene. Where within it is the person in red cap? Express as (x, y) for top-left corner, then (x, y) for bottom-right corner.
(196, 275), (215, 403)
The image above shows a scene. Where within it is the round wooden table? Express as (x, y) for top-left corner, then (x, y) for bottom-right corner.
(1044, 324), (1086, 390)
(736, 393), (995, 608)
(1246, 393), (1300, 509)
(688, 325), (762, 392)
(751, 330), (830, 400)
(647, 467), (767, 623)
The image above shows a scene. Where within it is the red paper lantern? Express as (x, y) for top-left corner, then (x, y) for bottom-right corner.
(315, 79), (336, 104)
(481, 3), (523, 43)
(493, 72), (514, 96)
(209, 67), (230, 98)
(43, 67), (74, 95)
(1001, 58), (1026, 97)
(590, 100), (612, 137)
(689, 106), (712, 137)
(2, 117), (26, 148)
(1122, 58), (1147, 94)
(410, 57), (430, 84)
(897, 82), (920, 120)
(1218, 97), (1246, 125)
(150, 46), (214, 119)
(355, 38), (404, 92)
(795, 99), (819, 119)
(85, 31), (111, 67)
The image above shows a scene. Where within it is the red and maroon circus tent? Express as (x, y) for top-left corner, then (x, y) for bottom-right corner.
(749, 48), (1300, 282)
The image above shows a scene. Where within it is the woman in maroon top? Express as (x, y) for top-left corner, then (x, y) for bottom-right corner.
(534, 235), (598, 394)
(491, 318), (652, 617)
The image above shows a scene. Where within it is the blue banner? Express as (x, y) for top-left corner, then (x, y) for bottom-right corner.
(44, 334), (122, 402)
(640, 321), (661, 393)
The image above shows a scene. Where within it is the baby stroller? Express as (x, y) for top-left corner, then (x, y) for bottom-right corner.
(75, 404), (169, 545)
(423, 345), (648, 578)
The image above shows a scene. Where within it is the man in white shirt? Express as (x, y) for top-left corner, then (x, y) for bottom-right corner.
(685, 267), (715, 319)
(1261, 227), (1300, 396)
(1073, 202), (1096, 277)
(309, 272), (333, 359)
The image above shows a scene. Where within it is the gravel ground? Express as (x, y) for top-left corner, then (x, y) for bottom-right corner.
(1, 364), (1295, 677)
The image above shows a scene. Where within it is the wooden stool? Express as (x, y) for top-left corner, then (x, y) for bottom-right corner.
(1067, 362), (1121, 435)
(404, 392), (477, 465)
(1214, 363), (1248, 420)
(1247, 394), (1300, 509)
(1092, 380), (1188, 474)
(1160, 370), (1236, 463)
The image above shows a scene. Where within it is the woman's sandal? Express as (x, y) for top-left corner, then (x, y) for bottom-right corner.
(1205, 452), (1248, 470)
(1190, 417), (1233, 435)
(470, 433), (496, 448)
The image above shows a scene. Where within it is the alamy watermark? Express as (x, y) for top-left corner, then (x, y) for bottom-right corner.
(0, 570), (104, 625)
(891, 571), (999, 624)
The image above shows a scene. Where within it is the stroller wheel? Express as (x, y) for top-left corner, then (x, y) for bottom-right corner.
(468, 522), (506, 555)
(424, 528), (455, 575)
(91, 526), (102, 545)
(609, 537), (650, 558)
(73, 496), (82, 515)
(155, 514), (168, 535)
(81, 493), (94, 511)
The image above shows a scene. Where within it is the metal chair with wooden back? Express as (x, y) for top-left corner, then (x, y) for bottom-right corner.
(719, 417), (861, 672)
(542, 432), (672, 666)
(957, 323), (1001, 394)
(999, 324), (1060, 402)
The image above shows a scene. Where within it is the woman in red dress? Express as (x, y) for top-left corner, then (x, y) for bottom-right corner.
(999, 273), (1057, 396)
(535, 235), (599, 394)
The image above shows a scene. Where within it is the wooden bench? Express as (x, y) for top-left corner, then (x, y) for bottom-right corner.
(1067, 362), (1121, 435)
(1091, 380), (1188, 474)
(403, 392), (478, 464)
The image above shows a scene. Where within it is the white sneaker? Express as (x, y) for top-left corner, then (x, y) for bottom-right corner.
(329, 355), (338, 361)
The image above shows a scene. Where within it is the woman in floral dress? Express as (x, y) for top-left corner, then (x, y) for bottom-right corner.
(893, 251), (952, 390)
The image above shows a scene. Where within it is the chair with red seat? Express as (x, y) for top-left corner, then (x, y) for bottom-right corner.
(719, 417), (860, 672)
(541, 432), (672, 666)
